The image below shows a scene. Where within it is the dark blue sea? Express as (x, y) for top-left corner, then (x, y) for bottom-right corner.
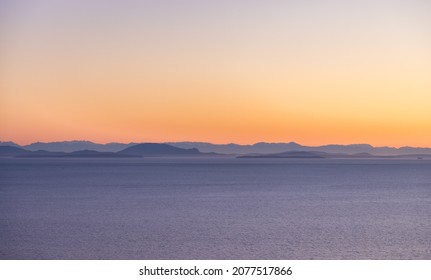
(0, 158), (430, 259)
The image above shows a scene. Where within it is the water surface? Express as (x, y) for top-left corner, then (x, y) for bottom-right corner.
(0, 158), (430, 259)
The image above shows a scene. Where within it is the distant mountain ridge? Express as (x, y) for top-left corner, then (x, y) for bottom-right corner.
(118, 143), (201, 156)
(1, 140), (431, 155)
(0, 143), (204, 158)
(0, 146), (140, 158)
(0, 141), (136, 153)
(0, 146), (29, 156)
(168, 142), (431, 156)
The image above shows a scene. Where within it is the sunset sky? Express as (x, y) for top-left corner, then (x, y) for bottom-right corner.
(1, 0), (430, 147)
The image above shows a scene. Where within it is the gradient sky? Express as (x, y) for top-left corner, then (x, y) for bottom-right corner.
(1, 0), (430, 146)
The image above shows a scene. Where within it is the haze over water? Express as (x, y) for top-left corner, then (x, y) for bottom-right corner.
(1, 157), (430, 259)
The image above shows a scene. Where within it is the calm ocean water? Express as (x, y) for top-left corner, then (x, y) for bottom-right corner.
(0, 158), (430, 259)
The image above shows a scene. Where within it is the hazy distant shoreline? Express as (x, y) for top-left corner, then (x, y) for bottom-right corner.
(1, 142), (431, 159)
(1, 140), (431, 156)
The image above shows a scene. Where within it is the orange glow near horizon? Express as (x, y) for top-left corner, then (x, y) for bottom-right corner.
(1, 1), (431, 147)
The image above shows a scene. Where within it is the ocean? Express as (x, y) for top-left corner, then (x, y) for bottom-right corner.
(0, 158), (430, 259)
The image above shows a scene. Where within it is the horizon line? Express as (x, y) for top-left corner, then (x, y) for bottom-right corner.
(1, 139), (430, 149)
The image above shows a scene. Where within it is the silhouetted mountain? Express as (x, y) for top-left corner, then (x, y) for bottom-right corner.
(23, 141), (136, 152)
(66, 150), (140, 158)
(0, 141), (20, 148)
(0, 146), (30, 156)
(167, 141), (303, 154)
(0, 146), (140, 158)
(1, 140), (431, 155)
(118, 143), (202, 156)
(169, 142), (431, 155)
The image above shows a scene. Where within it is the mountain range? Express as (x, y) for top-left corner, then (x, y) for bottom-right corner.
(0, 141), (135, 153)
(0, 143), (208, 158)
(1, 140), (431, 156)
(168, 142), (431, 155)
(118, 143), (202, 156)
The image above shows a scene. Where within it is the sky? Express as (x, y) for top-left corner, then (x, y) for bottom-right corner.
(1, 0), (430, 147)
